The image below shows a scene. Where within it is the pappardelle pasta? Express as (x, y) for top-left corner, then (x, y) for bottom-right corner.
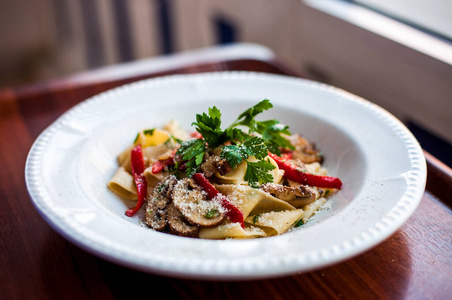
(108, 100), (342, 239)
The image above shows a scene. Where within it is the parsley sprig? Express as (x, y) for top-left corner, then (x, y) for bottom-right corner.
(176, 100), (294, 186)
(176, 138), (207, 177)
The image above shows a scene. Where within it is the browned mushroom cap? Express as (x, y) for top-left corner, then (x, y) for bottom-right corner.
(260, 183), (319, 206)
(167, 203), (199, 237)
(145, 201), (167, 231)
(289, 134), (323, 164)
(145, 175), (178, 231)
(154, 175), (178, 202)
(172, 178), (225, 227)
(200, 154), (221, 178)
(200, 154), (232, 177)
(216, 159), (232, 176)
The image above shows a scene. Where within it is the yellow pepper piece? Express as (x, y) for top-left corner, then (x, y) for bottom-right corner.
(135, 129), (170, 147)
(144, 129), (170, 146)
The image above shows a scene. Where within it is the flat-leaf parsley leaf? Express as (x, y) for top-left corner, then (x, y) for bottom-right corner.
(244, 159), (276, 186)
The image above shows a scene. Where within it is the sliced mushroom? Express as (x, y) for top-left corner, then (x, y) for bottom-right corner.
(200, 154), (221, 177)
(145, 175), (177, 231)
(167, 203), (199, 237)
(172, 178), (225, 227)
(260, 183), (319, 206)
(157, 175), (178, 200)
(145, 201), (167, 231)
(216, 159), (232, 175)
(289, 134), (323, 164)
(200, 154), (232, 177)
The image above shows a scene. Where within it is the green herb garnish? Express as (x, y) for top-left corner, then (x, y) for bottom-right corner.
(244, 159), (276, 186)
(205, 209), (219, 219)
(143, 129), (156, 135)
(176, 100), (293, 185)
(221, 136), (269, 168)
(164, 134), (183, 145)
(253, 214), (261, 224)
(134, 128), (156, 143)
(176, 138), (206, 177)
(294, 219), (304, 228)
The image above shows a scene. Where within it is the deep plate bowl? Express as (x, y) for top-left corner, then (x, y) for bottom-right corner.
(25, 72), (426, 280)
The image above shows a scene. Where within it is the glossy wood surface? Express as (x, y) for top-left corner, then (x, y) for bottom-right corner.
(1, 58), (451, 300)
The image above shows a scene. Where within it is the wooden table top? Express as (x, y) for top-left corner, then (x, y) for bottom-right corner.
(1, 55), (451, 300)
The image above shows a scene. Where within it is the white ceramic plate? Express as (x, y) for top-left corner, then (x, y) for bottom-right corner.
(25, 72), (426, 280)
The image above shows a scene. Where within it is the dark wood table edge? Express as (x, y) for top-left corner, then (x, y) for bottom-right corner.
(424, 150), (452, 207)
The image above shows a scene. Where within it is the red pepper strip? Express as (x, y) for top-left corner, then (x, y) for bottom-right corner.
(268, 152), (342, 189)
(178, 162), (187, 171)
(151, 149), (177, 174)
(280, 148), (293, 154)
(192, 173), (245, 229)
(125, 145), (148, 217)
(281, 152), (293, 161)
(190, 131), (203, 139)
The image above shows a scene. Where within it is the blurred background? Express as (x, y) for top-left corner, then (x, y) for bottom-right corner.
(1, 0), (451, 165)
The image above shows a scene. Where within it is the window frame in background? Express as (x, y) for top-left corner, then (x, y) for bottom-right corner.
(302, 0), (452, 167)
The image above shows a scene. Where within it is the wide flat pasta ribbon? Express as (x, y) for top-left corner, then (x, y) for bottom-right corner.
(215, 185), (296, 219)
(245, 209), (305, 236)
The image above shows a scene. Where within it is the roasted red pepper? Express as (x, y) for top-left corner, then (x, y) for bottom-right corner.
(268, 152), (342, 189)
(151, 149), (177, 174)
(281, 152), (293, 161)
(125, 145), (148, 217)
(190, 131), (203, 139)
(192, 173), (245, 228)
